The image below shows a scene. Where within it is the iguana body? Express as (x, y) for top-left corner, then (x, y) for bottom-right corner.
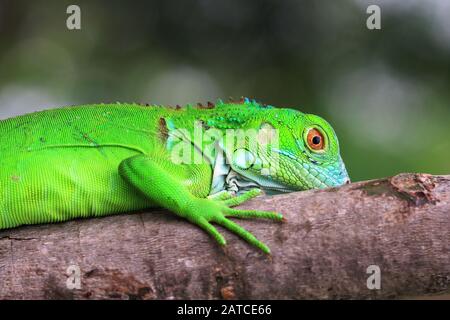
(0, 99), (349, 253)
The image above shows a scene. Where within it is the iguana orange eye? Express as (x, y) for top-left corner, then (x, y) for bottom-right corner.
(306, 128), (324, 150)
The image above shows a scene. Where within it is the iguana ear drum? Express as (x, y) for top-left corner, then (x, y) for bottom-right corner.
(306, 128), (325, 151)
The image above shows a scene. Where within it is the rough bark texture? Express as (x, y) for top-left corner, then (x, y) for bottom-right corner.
(0, 173), (449, 299)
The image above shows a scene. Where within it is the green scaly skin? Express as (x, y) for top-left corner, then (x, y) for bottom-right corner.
(0, 98), (350, 254)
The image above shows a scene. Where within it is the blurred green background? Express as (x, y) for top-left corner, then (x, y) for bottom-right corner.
(0, 0), (449, 181)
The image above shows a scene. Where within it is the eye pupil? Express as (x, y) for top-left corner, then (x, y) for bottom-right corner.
(312, 136), (321, 145)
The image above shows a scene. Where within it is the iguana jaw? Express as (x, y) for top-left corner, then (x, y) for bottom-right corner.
(210, 146), (350, 195)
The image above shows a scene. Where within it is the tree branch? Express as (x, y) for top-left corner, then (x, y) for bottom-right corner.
(0, 173), (449, 299)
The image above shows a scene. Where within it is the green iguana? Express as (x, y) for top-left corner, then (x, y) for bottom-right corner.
(0, 98), (350, 254)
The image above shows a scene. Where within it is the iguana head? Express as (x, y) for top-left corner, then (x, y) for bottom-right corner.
(215, 100), (350, 194)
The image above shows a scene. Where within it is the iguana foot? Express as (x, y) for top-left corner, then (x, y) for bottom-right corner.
(184, 189), (282, 254)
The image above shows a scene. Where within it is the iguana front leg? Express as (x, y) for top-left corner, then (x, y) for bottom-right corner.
(118, 154), (283, 254)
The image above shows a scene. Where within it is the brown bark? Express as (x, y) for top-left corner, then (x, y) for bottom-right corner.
(0, 173), (449, 299)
